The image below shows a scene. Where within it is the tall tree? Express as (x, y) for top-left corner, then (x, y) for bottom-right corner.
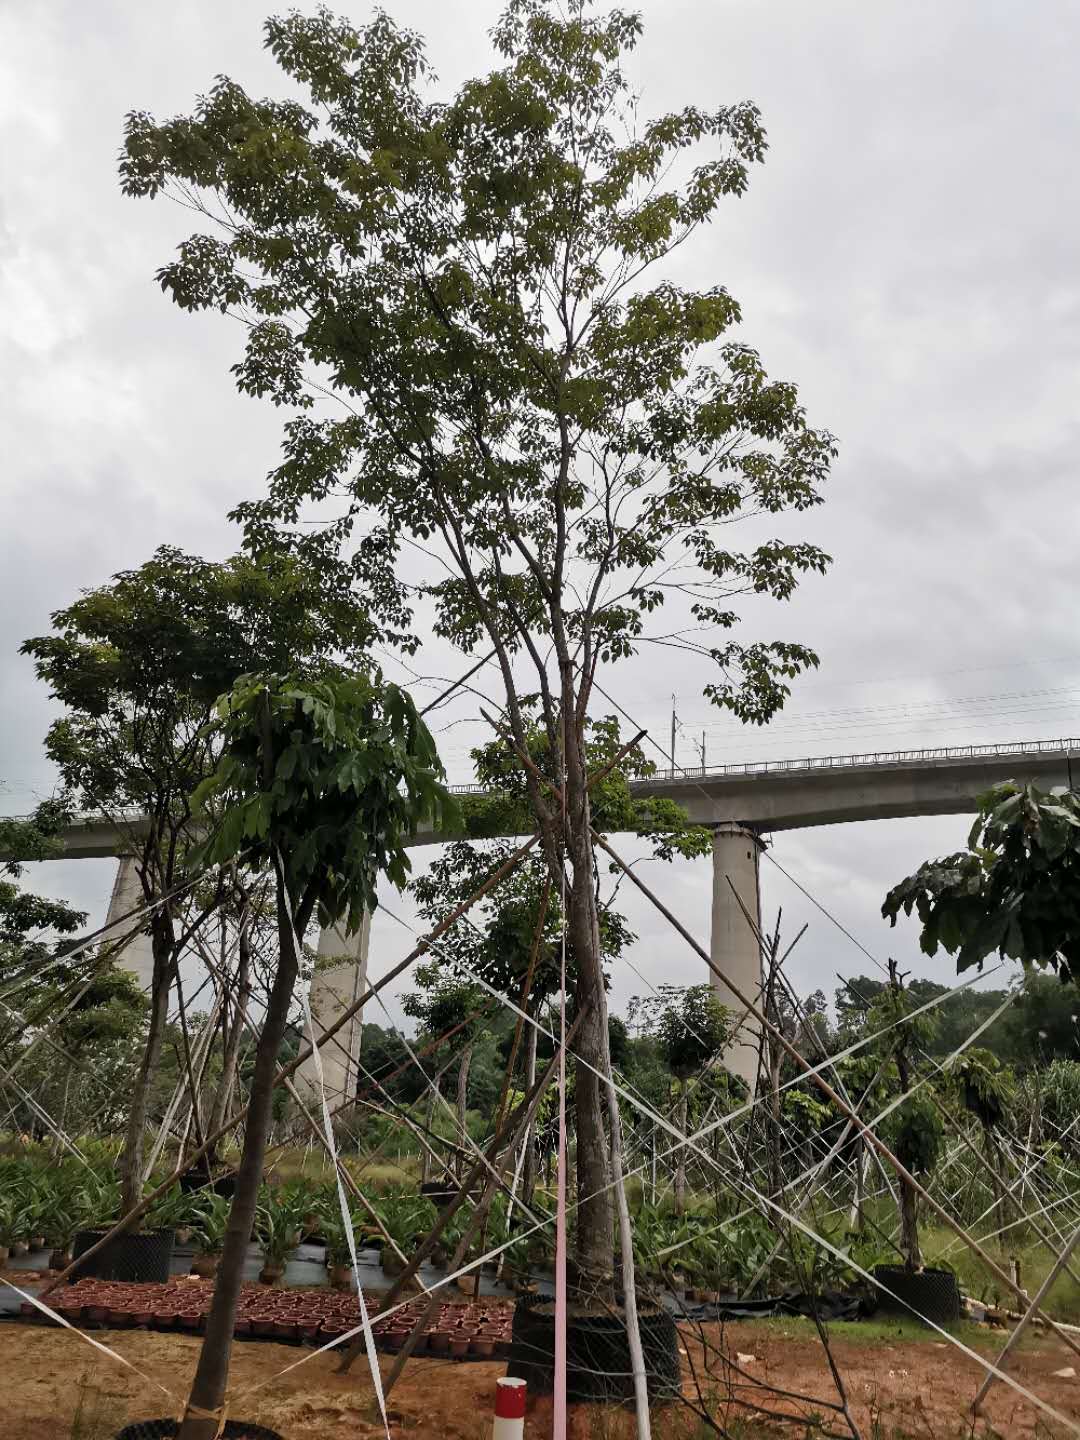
(177, 668), (455, 1440)
(121, 0), (834, 1294)
(22, 545), (375, 1214)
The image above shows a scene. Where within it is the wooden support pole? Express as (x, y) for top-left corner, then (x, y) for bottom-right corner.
(41, 833), (542, 1300)
(593, 829), (1080, 1362)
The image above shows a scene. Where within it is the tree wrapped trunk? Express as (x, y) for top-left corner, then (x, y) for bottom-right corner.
(899, 1177), (922, 1271)
(520, 1023), (539, 1208)
(177, 877), (300, 1440)
(420, 1085), (437, 1186)
(119, 917), (173, 1218)
(205, 908), (252, 1142)
(455, 1042), (473, 1179)
(674, 1086), (689, 1217)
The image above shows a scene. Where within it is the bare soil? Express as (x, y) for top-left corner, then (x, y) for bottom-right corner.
(0, 1316), (1076, 1439)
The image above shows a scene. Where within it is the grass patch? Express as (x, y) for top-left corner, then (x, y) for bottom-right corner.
(730, 1314), (1036, 1354)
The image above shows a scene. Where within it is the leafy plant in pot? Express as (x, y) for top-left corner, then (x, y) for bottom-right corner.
(320, 1212), (358, 1291)
(255, 1194), (296, 1284)
(146, 1182), (203, 1246)
(374, 1191), (435, 1278)
(41, 1187), (89, 1271)
(0, 1193), (15, 1266)
(191, 1193), (231, 1279)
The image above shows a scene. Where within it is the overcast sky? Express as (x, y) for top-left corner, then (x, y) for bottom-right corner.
(3, 0), (1079, 1026)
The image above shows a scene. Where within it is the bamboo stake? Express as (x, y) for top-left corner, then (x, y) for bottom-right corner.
(593, 829), (1080, 1362)
(40, 833), (542, 1299)
(974, 1223), (1080, 1410)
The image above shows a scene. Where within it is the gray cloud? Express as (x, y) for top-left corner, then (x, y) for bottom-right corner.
(4, 0), (1078, 1026)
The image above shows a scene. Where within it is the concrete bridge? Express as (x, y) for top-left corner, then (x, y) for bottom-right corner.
(15, 735), (1078, 1092)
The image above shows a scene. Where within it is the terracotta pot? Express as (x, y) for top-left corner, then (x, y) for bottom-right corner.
(153, 1310), (176, 1329)
(328, 1263), (353, 1291)
(470, 1336), (495, 1359)
(449, 1336), (469, 1359)
(56, 1302), (83, 1324)
(108, 1307), (133, 1328)
(251, 1317), (276, 1337)
(132, 1310), (153, 1328)
(298, 1321), (319, 1341)
(179, 1311), (201, 1330)
(259, 1262), (285, 1285)
(191, 1253), (220, 1278)
(426, 1330), (449, 1355)
(234, 1318), (252, 1336)
(272, 1318), (297, 1340)
(456, 1274), (479, 1297)
(85, 1303), (109, 1323)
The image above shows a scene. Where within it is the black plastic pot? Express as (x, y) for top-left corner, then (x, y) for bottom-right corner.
(72, 1229), (174, 1285)
(115, 1422), (282, 1440)
(506, 1293), (680, 1403)
(873, 1265), (960, 1325)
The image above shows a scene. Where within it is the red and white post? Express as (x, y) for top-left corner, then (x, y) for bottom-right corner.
(492, 1377), (527, 1439)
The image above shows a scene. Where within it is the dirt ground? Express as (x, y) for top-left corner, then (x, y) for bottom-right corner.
(1, 1316), (1078, 1439)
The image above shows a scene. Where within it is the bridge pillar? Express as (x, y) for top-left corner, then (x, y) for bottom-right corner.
(297, 910), (370, 1110)
(102, 855), (155, 991)
(710, 823), (765, 1090)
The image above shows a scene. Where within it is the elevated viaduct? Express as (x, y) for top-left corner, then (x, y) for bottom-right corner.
(14, 736), (1077, 1092)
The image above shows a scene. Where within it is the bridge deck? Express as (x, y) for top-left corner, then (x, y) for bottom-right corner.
(7, 736), (1079, 859)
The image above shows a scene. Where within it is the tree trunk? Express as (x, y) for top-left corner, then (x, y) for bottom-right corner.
(984, 1128), (1011, 1235)
(206, 911), (252, 1142)
(119, 919), (173, 1219)
(176, 874), (302, 1440)
(893, 1011), (921, 1272)
(520, 1023), (539, 1208)
(561, 690), (615, 1300)
(848, 1134), (865, 1234)
(769, 1039), (783, 1199)
(899, 1177), (922, 1271)
(420, 1084), (437, 1186)
(567, 831), (615, 1299)
(674, 1085), (688, 1217)
(53, 1064), (74, 1159)
(455, 1043), (473, 1178)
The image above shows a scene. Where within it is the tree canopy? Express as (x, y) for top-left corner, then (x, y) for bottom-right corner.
(193, 669), (458, 934)
(883, 781), (1080, 981)
(119, 0), (835, 1295)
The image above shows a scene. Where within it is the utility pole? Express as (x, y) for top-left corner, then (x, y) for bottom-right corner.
(670, 695), (677, 776)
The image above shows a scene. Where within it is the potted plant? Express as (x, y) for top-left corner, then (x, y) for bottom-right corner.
(500, 1230), (535, 1295)
(374, 1191), (435, 1278)
(13, 1177), (45, 1257)
(191, 1193), (230, 1279)
(0, 1192), (15, 1266)
(320, 1212), (358, 1291)
(255, 1194), (296, 1285)
(145, 1183), (202, 1246)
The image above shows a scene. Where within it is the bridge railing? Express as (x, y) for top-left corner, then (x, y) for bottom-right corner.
(637, 735), (1080, 787)
(36, 737), (1080, 811)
